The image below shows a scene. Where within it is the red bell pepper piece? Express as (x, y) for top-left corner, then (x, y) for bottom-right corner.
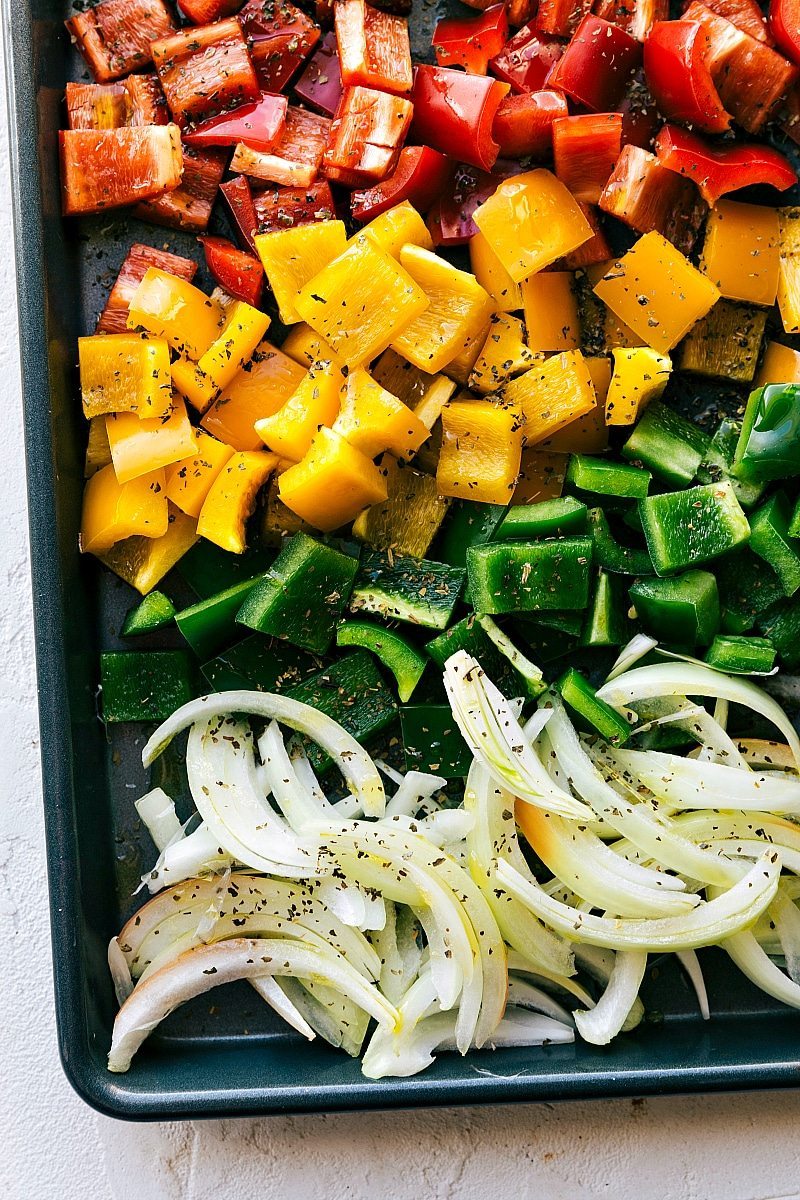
(549, 16), (641, 110)
(426, 160), (517, 245)
(704, 0), (772, 43)
(593, 0), (668, 40)
(432, 4), (510, 74)
(254, 180), (337, 231)
(643, 20), (731, 133)
(557, 203), (613, 268)
(179, 0), (243, 22)
(599, 143), (707, 253)
(552, 112), (623, 204)
(220, 176), (260, 253)
(59, 125), (182, 216)
(769, 0), (800, 61)
(229, 105), (332, 186)
(335, 0), (414, 94)
(411, 65), (510, 171)
(617, 72), (659, 148)
(135, 144), (227, 232)
(124, 75), (169, 126)
(489, 24), (565, 92)
(654, 123), (797, 205)
(323, 85), (413, 184)
(184, 93), (287, 152)
(293, 31), (344, 116)
(65, 82), (128, 130)
(238, 0), (321, 91)
(65, 0), (175, 83)
(97, 243), (198, 335)
(536, 0), (592, 36)
(152, 19), (260, 126)
(492, 89), (568, 158)
(508, 0), (539, 26)
(199, 236), (265, 307)
(350, 145), (451, 220)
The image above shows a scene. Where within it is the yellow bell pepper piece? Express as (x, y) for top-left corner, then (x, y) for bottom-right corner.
(584, 263), (644, 350)
(443, 323), (492, 387)
(391, 244), (495, 374)
(98, 505), (198, 594)
(106, 396), (197, 484)
(469, 230), (524, 313)
(127, 268), (225, 360)
(371, 349), (457, 429)
(255, 220), (348, 324)
(332, 367), (430, 459)
(172, 301), (271, 414)
(539, 355), (610, 454)
(755, 339), (800, 386)
(197, 450), (278, 554)
(473, 170), (593, 283)
(469, 314), (540, 395)
(437, 398), (523, 506)
(200, 340), (307, 451)
(679, 300), (767, 383)
(255, 359), (343, 460)
(504, 350), (597, 446)
(165, 428), (235, 519)
(522, 271), (580, 353)
(356, 200), (433, 259)
(777, 208), (800, 334)
(295, 235), (430, 366)
(278, 427), (388, 532)
(594, 232), (720, 354)
(281, 322), (342, 367)
(605, 347), (672, 425)
(701, 200), (780, 307)
(512, 449), (568, 504)
(80, 464), (169, 556)
(79, 333), (173, 419)
(85, 416), (112, 476)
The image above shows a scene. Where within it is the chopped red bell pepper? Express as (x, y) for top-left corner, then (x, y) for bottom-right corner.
(179, 0), (243, 22)
(184, 92), (287, 152)
(238, 0), (321, 91)
(124, 75), (169, 126)
(316, 0), (334, 21)
(350, 145), (451, 220)
(489, 24), (565, 92)
(220, 176), (260, 252)
(254, 180), (337, 230)
(492, 88), (568, 158)
(199, 236), (265, 307)
(549, 15), (641, 110)
(508, 0), (539, 27)
(703, 0), (772, 43)
(432, 4), (509, 74)
(654, 123), (797, 205)
(229, 105), (332, 186)
(411, 65), (510, 171)
(552, 112), (623, 204)
(335, 0), (414, 94)
(599, 142), (707, 253)
(426, 160), (516, 245)
(557, 202), (613, 268)
(769, 0), (800, 61)
(682, 1), (797, 132)
(536, 0), (592, 36)
(65, 0), (175, 83)
(97, 243), (198, 335)
(643, 19), (731, 133)
(65, 82), (128, 130)
(781, 84), (800, 144)
(593, 0), (668, 40)
(617, 71), (659, 147)
(293, 31), (344, 116)
(152, 19), (260, 126)
(135, 144), (228, 232)
(60, 125), (182, 216)
(323, 85), (413, 184)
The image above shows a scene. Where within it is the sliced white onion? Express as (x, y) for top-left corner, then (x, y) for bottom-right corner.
(258, 721), (334, 830)
(605, 748), (800, 814)
(607, 634), (658, 680)
(475, 614), (544, 693)
(385, 772), (447, 819)
(135, 788), (182, 852)
(574, 950), (647, 1045)
(249, 976), (316, 1041)
(676, 950), (710, 1021)
(145, 822), (233, 893)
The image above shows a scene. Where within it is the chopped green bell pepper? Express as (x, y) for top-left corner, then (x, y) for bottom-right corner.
(100, 650), (196, 723)
(201, 635), (321, 693)
(748, 492), (800, 596)
(697, 417), (765, 509)
(558, 667), (631, 745)
(587, 508), (654, 576)
(704, 634), (776, 674)
(757, 598), (800, 669)
(582, 570), (631, 646)
(400, 704), (472, 777)
(467, 537), (593, 614)
(639, 481), (750, 576)
(621, 400), (710, 487)
(495, 496), (588, 541)
(336, 620), (427, 702)
(733, 383), (800, 483)
(176, 576), (263, 660)
(426, 616), (522, 697)
(714, 548), (784, 634)
(177, 539), (273, 599)
(566, 454), (651, 502)
(436, 500), (507, 568)
(629, 570), (720, 646)
(286, 651), (397, 770)
(350, 551), (464, 630)
(121, 590), (176, 637)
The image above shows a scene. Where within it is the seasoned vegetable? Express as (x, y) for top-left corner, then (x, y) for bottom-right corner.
(639, 482), (751, 575)
(350, 551), (465, 629)
(100, 650), (195, 722)
(630, 570), (721, 645)
(467, 537), (593, 613)
(336, 620), (427, 701)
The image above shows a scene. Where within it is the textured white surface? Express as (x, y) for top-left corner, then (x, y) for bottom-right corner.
(3, 21), (800, 1200)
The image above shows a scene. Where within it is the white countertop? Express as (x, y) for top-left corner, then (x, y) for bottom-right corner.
(3, 20), (800, 1199)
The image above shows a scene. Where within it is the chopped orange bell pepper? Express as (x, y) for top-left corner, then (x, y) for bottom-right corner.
(469, 230), (524, 314)
(332, 367), (430, 458)
(469, 314), (540, 396)
(539, 355), (610, 454)
(701, 200), (780, 308)
(80, 463), (169, 555)
(79, 333), (172, 419)
(777, 208), (800, 334)
(255, 221), (348, 324)
(392, 244), (495, 374)
(197, 450), (278, 553)
(255, 359), (343, 459)
(605, 347), (672, 425)
(200, 341), (307, 451)
(281, 323), (342, 367)
(127, 268), (225, 360)
(165, 429), (235, 519)
(437, 397), (524, 505)
(512, 449), (568, 504)
(503, 349), (597, 445)
(473, 169), (594, 282)
(278, 426), (388, 531)
(171, 301), (271, 413)
(755, 339), (800, 386)
(97, 504), (198, 594)
(295, 234), (429, 365)
(357, 200), (433, 259)
(522, 271), (580, 353)
(106, 396), (197, 484)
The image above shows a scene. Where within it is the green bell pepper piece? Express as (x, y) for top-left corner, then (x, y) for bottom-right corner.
(748, 493), (800, 596)
(177, 539), (273, 599)
(714, 549), (784, 634)
(201, 635), (321, 693)
(621, 400), (710, 487)
(176, 576), (263, 660)
(629, 570), (720, 646)
(336, 620), (427, 703)
(566, 454), (651, 501)
(466, 537), (593, 614)
(639, 481), (750, 576)
(733, 383), (800, 483)
(582, 570), (631, 646)
(697, 417), (765, 509)
(757, 598), (800, 669)
(121, 590), (176, 637)
(350, 551), (465, 631)
(400, 705), (472, 777)
(436, 500), (507, 568)
(286, 651), (397, 769)
(426, 617), (522, 697)
(587, 508), (654, 576)
(558, 668), (631, 745)
(704, 634), (776, 674)
(100, 650), (196, 723)
(789, 494), (800, 539)
(495, 496), (588, 540)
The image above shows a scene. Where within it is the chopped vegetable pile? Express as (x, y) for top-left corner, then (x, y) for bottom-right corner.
(59, 0), (800, 1077)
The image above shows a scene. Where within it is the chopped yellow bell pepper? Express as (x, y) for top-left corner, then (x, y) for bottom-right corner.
(605, 347), (672, 425)
(469, 314), (540, 395)
(679, 300), (767, 383)
(171, 301), (271, 414)
(437, 397), (524, 506)
(106, 396), (197, 484)
(755, 339), (800, 386)
(200, 340), (307, 451)
(165, 428), (235, 519)
(443, 323), (492, 387)
(197, 450), (278, 554)
(79, 334), (173, 419)
(777, 207), (800, 334)
(538, 355), (610, 454)
(127, 268), (225, 360)
(391, 244), (495, 374)
(281, 322), (342, 367)
(594, 232), (720, 354)
(332, 367), (430, 459)
(356, 200), (433, 259)
(278, 426), (388, 532)
(512, 449), (568, 504)
(522, 271), (580, 353)
(255, 220), (348, 324)
(80, 463), (169, 556)
(469, 230), (524, 313)
(370, 349), (458, 433)
(584, 263), (644, 350)
(701, 200), (780, 307)
(98, 505), (199, 594)
(503, 350), (597, 446)
(352, 454), (450, 558)
(295, 234), (430, 366)
(473, 170), (593, 283)
(85, 416), (112, 476)
(255, 359), (343, 460)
